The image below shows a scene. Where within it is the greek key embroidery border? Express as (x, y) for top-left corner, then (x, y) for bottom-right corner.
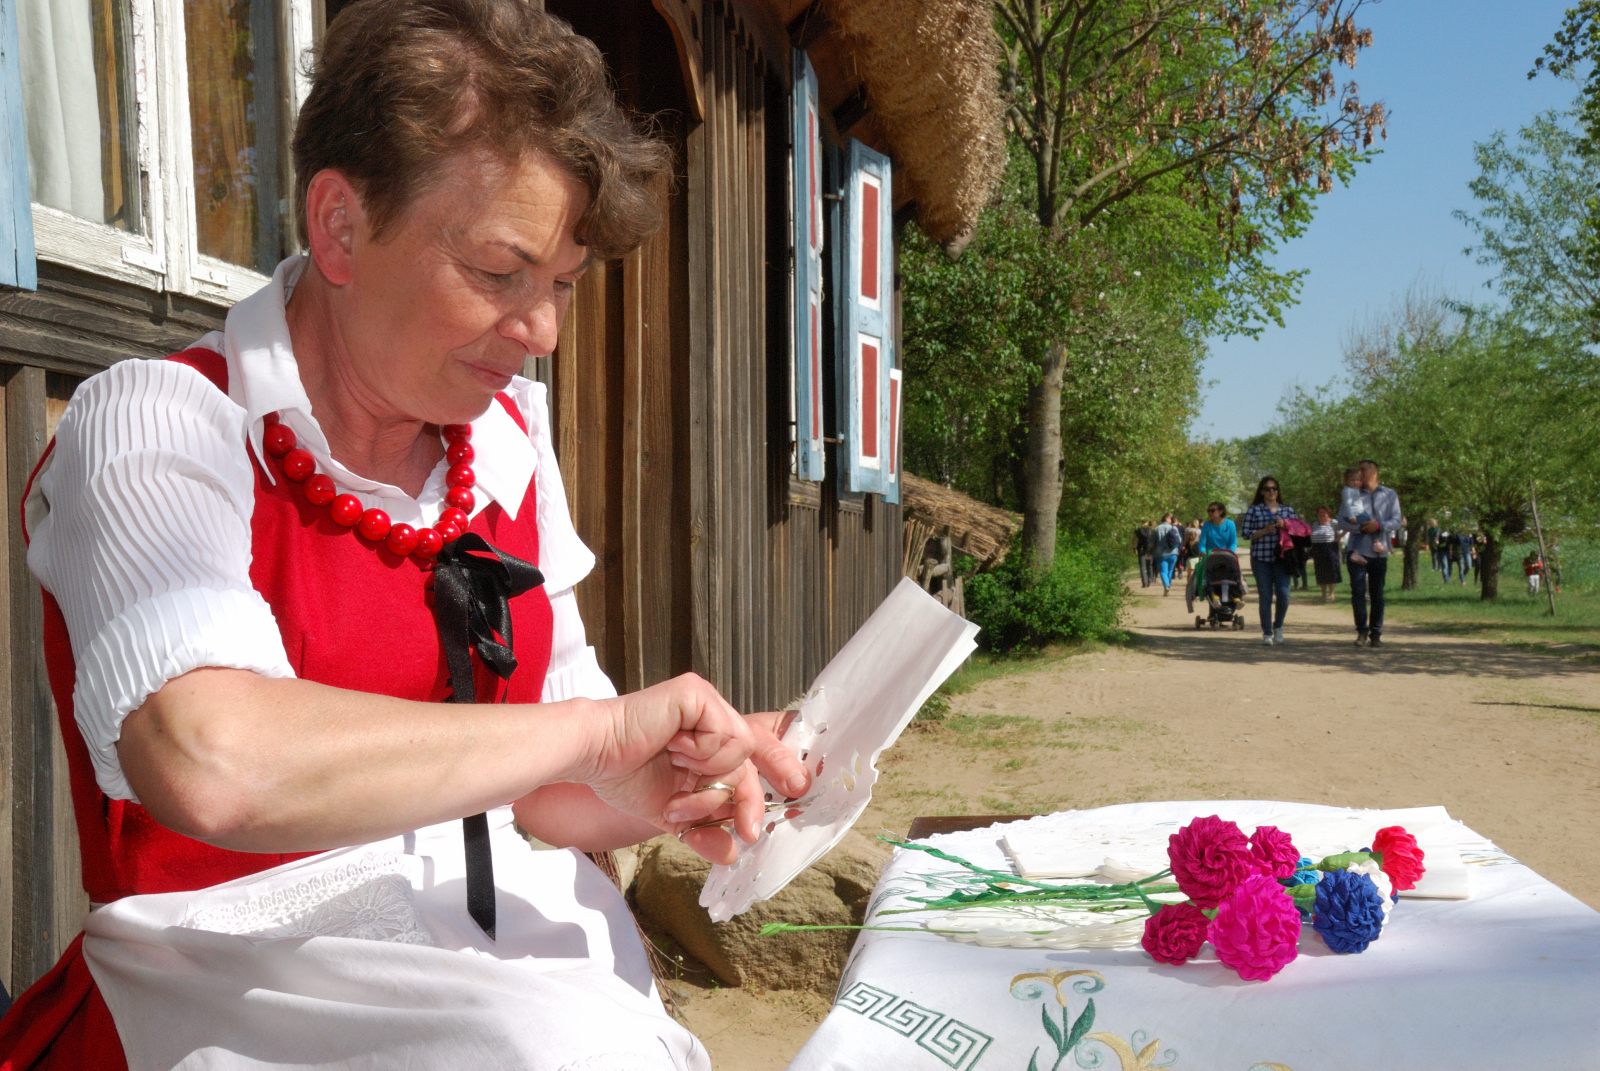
(837, 981), (993, 1070)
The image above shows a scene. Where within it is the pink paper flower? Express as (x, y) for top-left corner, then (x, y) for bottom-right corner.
(1207, 875), (1302, 981)
(1249, 825), (1301, 880)
(1167, 815), (1257, 908)
(1141, 902), (1209, 965)
(1372, 826), (1426, 892)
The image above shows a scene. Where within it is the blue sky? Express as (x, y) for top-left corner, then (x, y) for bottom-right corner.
(1198, 0), (1580, 441)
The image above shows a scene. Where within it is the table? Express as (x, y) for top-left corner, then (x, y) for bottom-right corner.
(788, 800), (1600, 1071)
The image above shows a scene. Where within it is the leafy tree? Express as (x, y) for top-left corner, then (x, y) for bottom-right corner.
(1454, 109), (1600, 339)
(993, 0), (1387, 569)
(1373, 315), (1600, 598)
(901, 157), (1222, 546)
(1245, 306), (1600, 600)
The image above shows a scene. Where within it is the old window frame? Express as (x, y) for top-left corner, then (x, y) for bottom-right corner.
(27, 0), (315, 303)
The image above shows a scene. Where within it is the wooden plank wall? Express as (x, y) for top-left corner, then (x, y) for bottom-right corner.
(0, 265), (223, 995)
(689, 0), (772, 714)
(547, 0), (694, 695)
(690, 0), (902, 712)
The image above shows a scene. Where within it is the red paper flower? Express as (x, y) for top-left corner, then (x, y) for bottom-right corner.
(1207, 875), (1302, 981)
(1372, 826), (1426, 892)
(1249, 825), (1301, 880)
(1167, 815), (1257, 908)
(1141, 902), (1209, 965)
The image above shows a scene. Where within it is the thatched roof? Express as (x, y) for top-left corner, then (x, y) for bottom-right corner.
(767, 0), (1007, 254)
(822, 0), (1005, 252)
(902, 472), (1021, 568)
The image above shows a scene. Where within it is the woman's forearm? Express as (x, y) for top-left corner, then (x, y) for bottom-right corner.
(119, 667), (603, 852)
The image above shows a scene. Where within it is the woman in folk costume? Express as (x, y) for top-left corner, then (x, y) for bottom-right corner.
(0, 0), (809, 1066)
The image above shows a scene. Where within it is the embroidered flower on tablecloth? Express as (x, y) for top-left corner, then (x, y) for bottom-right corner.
(1140, 901), (1210, 964)
(1372, 825), (1426, 892)
(1207, 875), (1301, 981)
(1248, 825), (1301, 880)
(1312, 867), (1388, 953)
(1167, 815), (1256, 908)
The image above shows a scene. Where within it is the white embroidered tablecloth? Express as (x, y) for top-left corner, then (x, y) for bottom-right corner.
(787, 800), (1600, 1071)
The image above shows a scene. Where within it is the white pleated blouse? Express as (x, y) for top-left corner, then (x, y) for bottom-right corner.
(26, 255), (617, 802)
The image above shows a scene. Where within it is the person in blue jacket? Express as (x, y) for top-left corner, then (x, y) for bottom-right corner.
(1186, 502), (1238, 611)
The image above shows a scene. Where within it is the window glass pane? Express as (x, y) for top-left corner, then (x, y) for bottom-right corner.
(185, 0), (285, 274)
(19, 0), (141, 230)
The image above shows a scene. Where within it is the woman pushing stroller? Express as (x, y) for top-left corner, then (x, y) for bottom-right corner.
(1186, 502), (1239, 613)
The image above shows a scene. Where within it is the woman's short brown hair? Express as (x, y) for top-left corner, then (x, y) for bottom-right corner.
(292, 0), (670, 259)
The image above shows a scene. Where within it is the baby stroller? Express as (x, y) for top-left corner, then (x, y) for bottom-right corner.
(1195, 549), (1247, 630)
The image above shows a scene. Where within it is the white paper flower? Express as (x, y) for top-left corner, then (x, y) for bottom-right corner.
(1344, 859), (1394, 928)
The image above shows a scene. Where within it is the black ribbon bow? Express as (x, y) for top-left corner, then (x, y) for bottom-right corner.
(430, 532), (544, 940)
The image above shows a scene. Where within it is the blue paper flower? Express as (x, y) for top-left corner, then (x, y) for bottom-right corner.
(1284, 857), (1320, 887)
(1312, 869), (1387, 954)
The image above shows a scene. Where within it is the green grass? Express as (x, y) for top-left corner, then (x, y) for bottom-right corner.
(1383, 558), (1600, 658)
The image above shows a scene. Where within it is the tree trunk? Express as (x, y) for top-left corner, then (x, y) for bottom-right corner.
(1480, 535), (1502, 600)
(1401, 517), (1424, 591)
(1020, 342), (1068, 572)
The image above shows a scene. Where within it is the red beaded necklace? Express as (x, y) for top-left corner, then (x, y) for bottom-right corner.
(260, 412), (477, 562)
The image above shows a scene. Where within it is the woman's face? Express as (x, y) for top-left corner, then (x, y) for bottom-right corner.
(332, 149), (591, 425)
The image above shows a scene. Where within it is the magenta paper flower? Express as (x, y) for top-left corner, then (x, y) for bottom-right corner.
(1249, 825), (1301, 880)
(1167, 815), (1257, 908)
(1207, 874), (1303, 981)
(1141, 902), (1209, 965)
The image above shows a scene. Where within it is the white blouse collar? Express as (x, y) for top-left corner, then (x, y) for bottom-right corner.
(216, 255), (536, 526)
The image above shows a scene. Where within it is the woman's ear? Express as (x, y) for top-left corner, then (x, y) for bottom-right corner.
(303, 169), (366, 287)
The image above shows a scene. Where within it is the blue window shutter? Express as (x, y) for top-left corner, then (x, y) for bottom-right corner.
(791, 50), (823, 481)
(836, 138), (891, 495)
(0, 0), (33, 290)
(884, 366), (901, 504)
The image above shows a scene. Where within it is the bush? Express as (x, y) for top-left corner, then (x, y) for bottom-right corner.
(965, 540), (1126, 652)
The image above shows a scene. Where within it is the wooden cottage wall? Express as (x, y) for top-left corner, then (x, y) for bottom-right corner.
(546, 0), (695, 694)
(0, 266), (226, 993)
(551, 0), (903, 714)
(688, 1), (774, 713)
(690, 0), (902, 711)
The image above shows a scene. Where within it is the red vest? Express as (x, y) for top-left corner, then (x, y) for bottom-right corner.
(2, 349), (554, 1068)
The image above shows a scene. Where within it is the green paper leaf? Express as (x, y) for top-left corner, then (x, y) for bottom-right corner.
(1317, 851), (1377, 872)
(1027, 1050), (1040, 1071)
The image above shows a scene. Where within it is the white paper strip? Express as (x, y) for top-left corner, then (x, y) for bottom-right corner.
(699, 578), (979, 922)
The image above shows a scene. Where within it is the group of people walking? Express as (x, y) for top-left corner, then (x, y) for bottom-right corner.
(1134, 515), (1192, 595)
(1426, 521), (1482, 585)
(1148, 459), (1403, 648)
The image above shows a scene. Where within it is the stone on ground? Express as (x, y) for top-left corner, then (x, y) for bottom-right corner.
(633, 829), (892, 995)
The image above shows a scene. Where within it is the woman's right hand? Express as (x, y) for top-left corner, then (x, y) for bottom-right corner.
(577, 674), (808, 861)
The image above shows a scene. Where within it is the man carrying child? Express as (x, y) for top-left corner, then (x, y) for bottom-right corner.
(1337, 460), (1403, 648)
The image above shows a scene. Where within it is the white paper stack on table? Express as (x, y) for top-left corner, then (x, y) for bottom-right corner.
(1002, 803), (1475, 898)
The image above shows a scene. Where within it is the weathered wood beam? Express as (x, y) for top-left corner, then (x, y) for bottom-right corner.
(6, 364), (52, 990)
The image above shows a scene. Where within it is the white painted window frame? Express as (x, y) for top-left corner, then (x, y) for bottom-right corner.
(29, 0), (315, 302)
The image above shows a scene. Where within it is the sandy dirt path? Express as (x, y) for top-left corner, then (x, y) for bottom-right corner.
(681, 576), (1600, 1068)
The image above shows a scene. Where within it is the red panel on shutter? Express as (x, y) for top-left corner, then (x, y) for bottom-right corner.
(861, 178), (880, 301)
(861, 340), (879, 458)
(810, 298), (821, 440)
(808, 109), (819, 252)
(889, 372), (900, 476)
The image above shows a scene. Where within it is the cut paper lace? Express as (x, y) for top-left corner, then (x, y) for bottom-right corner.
(183, 853), (434, 945)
